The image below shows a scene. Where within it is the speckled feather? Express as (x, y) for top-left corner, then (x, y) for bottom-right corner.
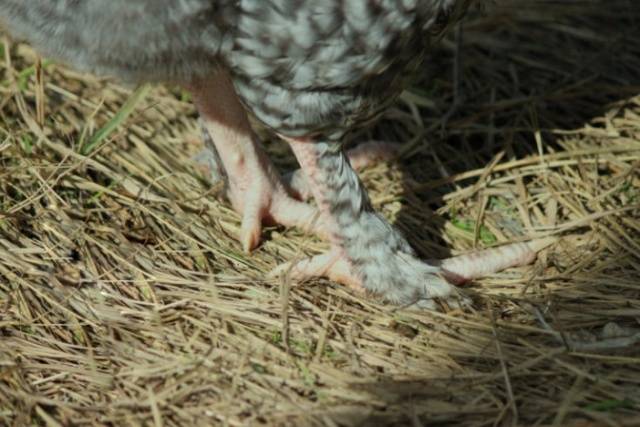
(0, 0), (468, 139)
(230, 0), (463, 138)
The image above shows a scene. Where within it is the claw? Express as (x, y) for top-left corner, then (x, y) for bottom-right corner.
(240, 207), (263, 252)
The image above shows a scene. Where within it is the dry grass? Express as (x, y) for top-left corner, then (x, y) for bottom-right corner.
(1, 1), (639, 426)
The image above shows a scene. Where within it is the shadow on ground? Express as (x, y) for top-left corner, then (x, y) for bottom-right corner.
(319, 1), (640, 425)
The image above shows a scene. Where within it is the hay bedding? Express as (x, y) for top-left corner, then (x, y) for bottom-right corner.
(0, 1), (639, 426)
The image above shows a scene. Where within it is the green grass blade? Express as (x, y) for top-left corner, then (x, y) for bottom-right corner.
(80, 83), (151, 155)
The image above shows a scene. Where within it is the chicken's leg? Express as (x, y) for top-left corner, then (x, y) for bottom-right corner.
(275, 137), (553, 308)
(186, 74), (323, 251)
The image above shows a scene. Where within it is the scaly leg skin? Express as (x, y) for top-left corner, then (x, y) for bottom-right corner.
(273, 137), (556, 309)
(195, 139), (397, 203)
(186, 73), (324, 252)
(283, 141), (397, 201)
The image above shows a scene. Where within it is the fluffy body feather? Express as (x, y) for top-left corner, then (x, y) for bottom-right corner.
(0, 0), (466, 138)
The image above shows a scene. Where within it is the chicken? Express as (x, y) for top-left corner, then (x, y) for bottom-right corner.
(0, 0), (551, 308)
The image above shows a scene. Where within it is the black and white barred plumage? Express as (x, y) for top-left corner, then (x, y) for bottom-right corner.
(0, 0), (467, 139)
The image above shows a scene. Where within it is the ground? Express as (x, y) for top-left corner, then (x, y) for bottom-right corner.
(1, 1), (639, 426)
